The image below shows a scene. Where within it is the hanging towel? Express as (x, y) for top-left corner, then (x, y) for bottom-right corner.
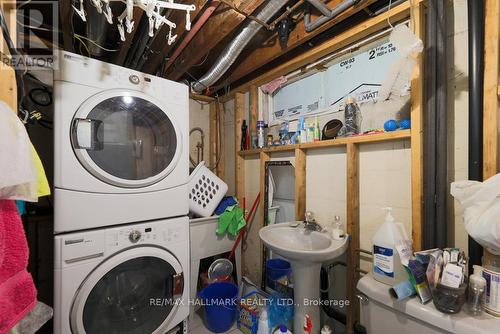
(31, 145), (50, 198)
(0, 101), (50, 201)
(0, 200), (37, 333)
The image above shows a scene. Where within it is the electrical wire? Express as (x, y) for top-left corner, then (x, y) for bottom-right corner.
(73, 33), (121, 52)
(387, 0), (394, 29)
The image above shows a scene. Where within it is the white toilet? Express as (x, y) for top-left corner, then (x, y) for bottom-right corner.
(357, 274), (498, 334)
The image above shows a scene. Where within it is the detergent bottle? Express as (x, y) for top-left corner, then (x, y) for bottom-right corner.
(372, 207), (409, 285)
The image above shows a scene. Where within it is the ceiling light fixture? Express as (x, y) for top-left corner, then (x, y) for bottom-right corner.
(73, 0), (196, 46)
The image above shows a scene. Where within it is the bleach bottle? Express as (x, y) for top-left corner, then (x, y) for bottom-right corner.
(372, 207), (409, 285)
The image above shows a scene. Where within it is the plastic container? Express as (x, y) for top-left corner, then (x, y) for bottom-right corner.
(257, 120), (265, 148)
(188, 161), (228, 217)
(273, 325), (292, 334)
(372, 207), (409, 286)
(468, 265), (487, 315)
(198, 282), (239, 333)
(321, 325), (333, 334)
(482, 251), (500, 316)
(266, 259), (291, 281)
(238, 290), (268, 334)
(432, 282), (467, 314)
(257, 308), (270, 334)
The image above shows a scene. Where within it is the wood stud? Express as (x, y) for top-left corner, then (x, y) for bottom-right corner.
(294, 148), (307, 221)
(410, 0), (425, 251)
(483, 0), (500, 179)
(346, 143), (360, 334)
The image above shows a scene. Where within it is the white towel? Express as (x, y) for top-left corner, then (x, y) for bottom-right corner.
(0, 101), (37, 201)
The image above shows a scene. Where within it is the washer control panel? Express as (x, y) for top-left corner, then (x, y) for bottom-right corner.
(105, 223), (186, 249)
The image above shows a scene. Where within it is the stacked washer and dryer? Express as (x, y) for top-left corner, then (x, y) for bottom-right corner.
(53, 51), (190, 334)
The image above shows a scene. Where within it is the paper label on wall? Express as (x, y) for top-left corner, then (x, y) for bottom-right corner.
(373, 245), (394, 278)
(271, 39), (401, 123)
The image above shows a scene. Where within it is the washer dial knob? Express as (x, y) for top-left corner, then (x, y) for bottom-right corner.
(129, 230), (141, 243)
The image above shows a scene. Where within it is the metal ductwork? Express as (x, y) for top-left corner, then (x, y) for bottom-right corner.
(192, 0), (290, 92)
(304, 0), (359, 33)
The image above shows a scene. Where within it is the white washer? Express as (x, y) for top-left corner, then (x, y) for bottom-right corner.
(54, 51), (189, 233)
(54, 217), (190, 334)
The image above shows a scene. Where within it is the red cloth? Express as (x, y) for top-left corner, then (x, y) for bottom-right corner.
(0, 200), (37, 334)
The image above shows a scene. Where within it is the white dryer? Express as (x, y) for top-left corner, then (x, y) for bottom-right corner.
(54, 51), (189, 233)
(54, 217), (189, 334)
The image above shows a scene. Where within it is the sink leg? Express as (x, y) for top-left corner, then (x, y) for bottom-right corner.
(290, 261), (321, 333)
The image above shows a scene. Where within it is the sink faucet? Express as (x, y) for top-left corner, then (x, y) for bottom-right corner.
(303, 211), (323, 232)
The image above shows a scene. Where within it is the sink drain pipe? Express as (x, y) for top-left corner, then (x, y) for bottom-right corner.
(320, 263), (367, 334)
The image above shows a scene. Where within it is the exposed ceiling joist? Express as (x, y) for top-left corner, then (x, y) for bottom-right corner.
(113, 8), (144, 66)
(141, 0), (208, 74)
(164, 0), (267, 81)
(224, 0), (378, 87)
(224, 0), (411, 101)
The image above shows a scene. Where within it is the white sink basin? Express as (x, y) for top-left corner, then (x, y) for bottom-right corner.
(259, 222), (348, 333)
(259, 223), (348, 262)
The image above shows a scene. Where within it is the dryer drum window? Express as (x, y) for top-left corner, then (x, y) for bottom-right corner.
(71, 95), (178, 185)
(81, 256), (176, 334)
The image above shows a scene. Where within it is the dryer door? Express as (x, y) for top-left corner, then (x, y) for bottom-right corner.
(70, 246), (185, 334)
(71, 90), (182, 188)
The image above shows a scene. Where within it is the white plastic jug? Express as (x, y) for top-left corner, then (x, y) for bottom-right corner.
(372, 208), (409, 286)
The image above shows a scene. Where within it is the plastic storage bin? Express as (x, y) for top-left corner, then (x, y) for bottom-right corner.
(432, 282), (467, 314)
(198, 282), (239, 333)
(189, 161), (228, 217)
(266, 259), (291, 281)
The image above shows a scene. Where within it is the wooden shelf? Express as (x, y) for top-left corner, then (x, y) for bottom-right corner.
(238, 129), (411, 157)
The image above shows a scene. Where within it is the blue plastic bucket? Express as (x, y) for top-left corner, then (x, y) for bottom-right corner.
(198, 282), (239, 333)
(266, 258), (291, 281)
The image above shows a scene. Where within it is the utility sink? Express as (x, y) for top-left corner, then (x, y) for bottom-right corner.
(259, 222), (349, 333)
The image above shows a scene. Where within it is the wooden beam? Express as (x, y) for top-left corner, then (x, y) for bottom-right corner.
(235, 92), (246, 204)
(190, 93), (216, 102)
(483, 0), (500, 179)
(346, 143), (360, 334)
(249, 85), (258, 137)
(223, 1), (413, 101)
(260, 151), (270, 225)
(410, 0), (425, 252)
(294, 148), (306, 220)
(216, 100), (225, 178)
(113, 8), (143, 66)
(166, 0), (266, 81)
(226, 0), (378, 86)
(141, 0), (207, 73)
(209, 101), (217, 169)
(0, 0), (17, 112)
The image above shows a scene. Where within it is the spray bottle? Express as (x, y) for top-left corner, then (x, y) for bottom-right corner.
(468, 265), (487, 315)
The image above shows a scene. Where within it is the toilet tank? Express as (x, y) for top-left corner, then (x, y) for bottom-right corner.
(356, 275), (498, 334)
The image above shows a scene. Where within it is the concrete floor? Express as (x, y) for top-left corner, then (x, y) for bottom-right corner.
(189, 309), (240, 334)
